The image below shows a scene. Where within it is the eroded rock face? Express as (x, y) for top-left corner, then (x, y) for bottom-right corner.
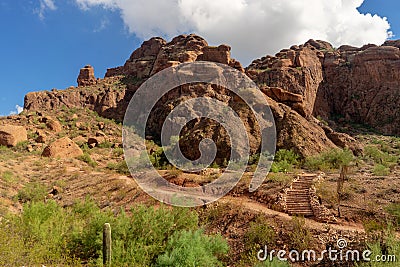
(77, 65), (96, 87)
(42, 137), (83, 158)
(315, 44), (400, 135)
(24, 35), (400, 162)
(0, 125), (27, 147)
(105, 34), (244, 80)
(24, 77), (132, 122)
(248, 39), (400, 136)
(247, 40), (325, 117)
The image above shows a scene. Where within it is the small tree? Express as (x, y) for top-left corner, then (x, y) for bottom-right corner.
(333, 149), (354, 217)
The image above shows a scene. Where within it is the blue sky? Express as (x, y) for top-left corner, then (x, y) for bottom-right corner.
(0, 0), (398, 116)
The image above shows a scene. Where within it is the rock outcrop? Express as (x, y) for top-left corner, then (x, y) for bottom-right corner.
(24, 35), (400, 162)
(248, 39), (400, 136)
(0, 125), (27, 147)
(105, 34), (244, 79)
(24, 77), (131, 121)
(77, 65), (96, 87)
(42, 137), (83, 158)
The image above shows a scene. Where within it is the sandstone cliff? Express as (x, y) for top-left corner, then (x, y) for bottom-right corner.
(247, 39), (400, 135)
(24, 34), (399, 160)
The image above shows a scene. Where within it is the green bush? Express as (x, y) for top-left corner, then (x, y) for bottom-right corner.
(78, 152), (97, 167)
(357, 233), (400, 267)
(1, 170), (15, 183)
(271, 149), (299, 173)
(155, 230), (228, 267)
(304, 148), (354, 171)
(386, 203), (400, 226)
(16, 182), (48, 203)
(107, 161), (130, 175)
(97, 141), (113, 149)
(364, 145), (398, 168)
(373, 164), (390, 176)
(0, 199), (206, 266)
(267, 173), (293, 187)
(287, 217), (313, 251)
(244, 216), (276, 251)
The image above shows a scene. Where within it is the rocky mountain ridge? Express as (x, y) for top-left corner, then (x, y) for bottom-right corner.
(24, 34), (399, 160)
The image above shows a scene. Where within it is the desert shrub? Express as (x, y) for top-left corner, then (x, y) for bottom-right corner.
(97, 141), (113, 149)
(304, 148), (354, 171)
(1, 170), (15, 183)
(0, 199), (206, 266)
(363, 219), (386, 234)
(155, 230), (228, 267)
(113, 147), (124, 157)
(149, 147), (168, 169)
(0, 200), (81, 266)
(244, 216), (276, 251)
(364, 145), (398, 168)
(271, 149), (299, 173)
(96, 205), (200, 266)
(107, 161), (130, 175)
(16, 182), (48, 203)
(267, 172), (293, 187)
(287, 217), (313, 251)
(80, 143), (91, 154)
(373, 164), (390, 176)
(357, 232), (400, 267)
(13, 140), (29, 152)
(78, 152), (97, 167)
(386, 203), (400, 226)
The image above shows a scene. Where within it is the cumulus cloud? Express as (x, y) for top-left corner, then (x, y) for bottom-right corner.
(75, 0), (391, 65)
(9, 105), (24, 116)
(35, 0), (57, 20)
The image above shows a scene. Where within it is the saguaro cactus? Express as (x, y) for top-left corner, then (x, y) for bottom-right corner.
(103, 223), (112, 267)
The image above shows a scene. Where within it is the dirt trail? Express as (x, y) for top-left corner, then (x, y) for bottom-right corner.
(222, 196), (367, 233)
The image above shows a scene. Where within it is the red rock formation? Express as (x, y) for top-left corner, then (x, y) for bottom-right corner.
(42, 137), (83, 158)
(0, 125), (27, 147)
(24, 35), (400, 161)
(248, 39), (400, 136)
(77, 65), (96, 87)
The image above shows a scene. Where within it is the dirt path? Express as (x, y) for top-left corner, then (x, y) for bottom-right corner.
(222, 196), (367, 233)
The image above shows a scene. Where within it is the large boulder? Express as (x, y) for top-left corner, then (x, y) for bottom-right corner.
(0, 125), (27, 147)
(42, 137), (83, 158)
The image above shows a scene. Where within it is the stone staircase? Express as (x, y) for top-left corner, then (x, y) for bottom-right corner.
(285, 174), (317, 217)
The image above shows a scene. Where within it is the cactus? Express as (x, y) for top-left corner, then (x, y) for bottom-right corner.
(103, 223), (112, 267)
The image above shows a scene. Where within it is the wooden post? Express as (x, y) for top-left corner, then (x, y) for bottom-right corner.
(337, 165), (348, 218)
(103, 223), (112, 267)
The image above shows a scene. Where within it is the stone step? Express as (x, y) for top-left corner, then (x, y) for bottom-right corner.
(291, 185), (312, 189)
(287, 193), (309, 196)
(287, 207), (313, 211)
(287, 209), (313, 213)
(286, 201), (311, 205)
(287, 211), (314, 216)
(288, 189), (309, 192)
(287, 195), (309, 198)
(286, 199), (310, 203)
(287, 205), (312, 208)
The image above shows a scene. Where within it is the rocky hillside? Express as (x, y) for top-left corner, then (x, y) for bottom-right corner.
(24, 34), (400, 161)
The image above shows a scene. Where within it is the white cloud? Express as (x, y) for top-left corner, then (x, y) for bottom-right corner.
(75, 0), (391, 65)
(35, 0), (57, 20)
(9, 105), (24, 115)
